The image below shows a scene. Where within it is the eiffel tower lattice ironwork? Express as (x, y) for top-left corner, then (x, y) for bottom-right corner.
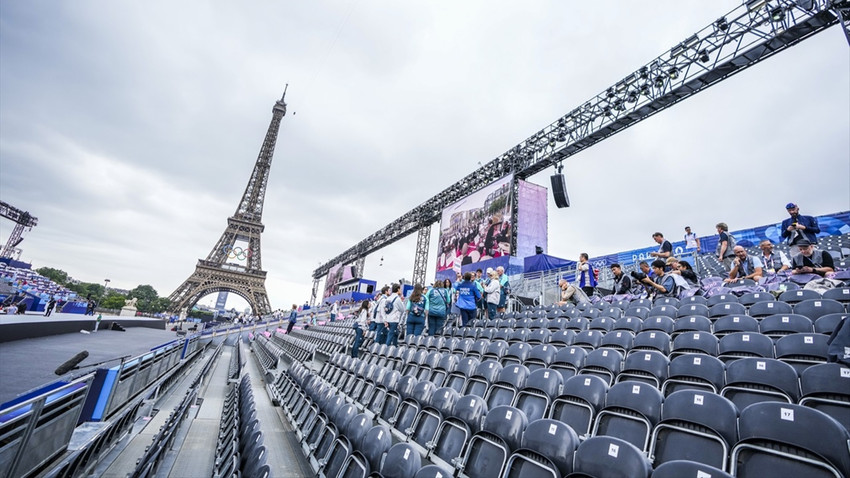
(168, 90), (287, 315)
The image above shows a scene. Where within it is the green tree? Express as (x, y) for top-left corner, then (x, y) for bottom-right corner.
(188, 309), (214, 321)
(151, 297), (172, 314)
(128, 285), (160, 312)
(36, 267), (68, 285)
(67, 282), (104, 300)
(101, 293), (127, 310)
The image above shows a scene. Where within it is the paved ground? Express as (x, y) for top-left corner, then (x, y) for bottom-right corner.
(0, 325), (180, 405)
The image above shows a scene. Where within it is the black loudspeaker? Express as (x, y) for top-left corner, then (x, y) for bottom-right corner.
(551, 174), (570, 208)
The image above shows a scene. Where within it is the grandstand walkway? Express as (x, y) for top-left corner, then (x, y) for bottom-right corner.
(243, 341), (314, 477)
(168, 346), (233, 477)
(95, 345), (214, 478)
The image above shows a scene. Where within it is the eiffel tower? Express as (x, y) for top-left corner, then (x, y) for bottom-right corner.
(168, 90), (287, 315)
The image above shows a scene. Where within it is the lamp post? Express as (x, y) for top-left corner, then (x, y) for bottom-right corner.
(103, 279), (110, 298)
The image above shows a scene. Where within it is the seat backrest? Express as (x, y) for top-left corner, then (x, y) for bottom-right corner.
(361, 425), (393, 471)
(574, 330), (604, 348)
(381, 443), (422, 478)
(395, 375), (420, 398)
(572, 436), (652, 478)
(642, 316), (675, 334)
(472, 360), (503, 382)
(451, 394), (489, 432)
(633, 331), (671, 354)
(613, 316), (643, 333)
(718, 332), (775, 359)
(666, 354), (726, 394)
(760, 314), (814, 336)
(735, 402), (850, 478)
(504, 343), (531, 361)
(793, 298), (846, 321)
(673, 315), (712, 334)
(603, 381), (664, 425)
(749, 300), (793, 317)
(481, 406), (528, 452)
(527, 344), (558, 365)
(709, 302), (748, 318)
(815, 313), (848, 334)
(495, 364), (530, 388)
(430, 387), (461, 417)
(778, 289), (822, 303)
(800, 362), (850, 398)
(620, 350), (669, 382)
(823, 287), (850, 303)
(671, 331), (719, 356)
(723, 357), (800, 405)
(707, 294), (739, 307)
(677, 303), (710, 318)
(515, 418), (579, 476)
(553, 345), (587, 368)
(583, 348), (623, 375)
(600, 330), (634, 352)
(437, 354), (459, 373)
(549, 329), (576, 345)
(523, 368), (564, 399)
(713, 315), (759, 336)
(660, 389), (738, 448)
(739, 291), (775, 306)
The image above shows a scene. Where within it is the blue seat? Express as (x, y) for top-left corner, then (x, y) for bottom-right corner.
(648, 305), (678, 321)
(466, 338), (491, 360)
(393, 381), (436, 436)
(617, 350), (668, 387)
(573, 330), (604, 351)
(548, 374), (608, 438)
(759, 313), (814, 337)
(502, 419), (579, 478)
(774, 333), (829, 373)
(524, 344), (558, 371)
(793, 298), (846, 322)
(463, 360), (503, 398)
(379, 375), (418, 425)
(778, 289), (821, 303)
(632, 330), (671, 355)
(712, 315), (759, 338)
(592, 381), (664, 452)
(749, 300), (793, 318)
(409, 387), (459, 448)
(380, 443), (421, 478)
(589, 316), (615, 332)
(599, 330), (634, 355)
(570, 436), (652, 478)
(548, 329), (576, 346)
(641, 315), (675, 334)
(445, 357), (479, 394)
(428, 394), (488, 471)
(525, 328), (551, 345)
(800, 363), (850, 430)
(566, 317), (590, 332)
(459, 406), (528, 478)
(717, 332), (774, 362)
(709, 302), (748, 318)
(649, 390), (738, 471)
(672, 315), (712, 336)
(823, 287), (850, 303)
(676, 303), (710, 318)
(482, 340), (510, 362)
(681, 295), (708, 306)
(485, 364), (530, 410)
(651, 461), (733, 478)
(670, 331), (718, 358)
(815, 313), (848, 334)
(512, 368), (563, 422)
(663, 354), (725, 396)
(731, 402), (850, 478)
(738, 291), (776, 306)
(654, 297), (680, 307)
(601, 306), (624, 319)
(501, 343), (532, 367)
(578, 348), (623, 385)
(707, 294), (739, 307)
(721, 357), (800, 410)
(612, 316), (643, 333)
(624, 306), (650, 319)
(550, 345), (587, 381)
(429, 354), (459, 387)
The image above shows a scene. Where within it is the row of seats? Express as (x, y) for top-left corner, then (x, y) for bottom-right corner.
(213, 374), (269, 478)
(277, 352), (850, 477)
(270, 331), (317, 362)
(129, 343), (222, 478)
(328, 348), (849, 429)
(252, 335), (281, 372)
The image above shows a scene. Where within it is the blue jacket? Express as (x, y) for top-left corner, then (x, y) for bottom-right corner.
(454, 280), (481, 310)
(780, 214), (820, 245)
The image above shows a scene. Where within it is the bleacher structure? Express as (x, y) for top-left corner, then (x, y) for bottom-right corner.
(264, 278), (850, 478)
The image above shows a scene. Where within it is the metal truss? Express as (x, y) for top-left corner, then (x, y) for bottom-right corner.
(168, 90), (287, 315)
(314, 0), (846, 280)
(310, 277), (320, 307)
(411, 223), (432, 286)
(0, 201), (37, 259)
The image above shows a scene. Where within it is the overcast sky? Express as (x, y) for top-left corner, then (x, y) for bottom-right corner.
(1, 1), (848, 312)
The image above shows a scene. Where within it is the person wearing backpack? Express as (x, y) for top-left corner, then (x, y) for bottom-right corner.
(715, 222), (736, 271)
(455, 272), (482, 327)
(384, 284), (405, 346)
(496, 266), (510, 312)
(426, 280), (450, 336)
(405, 284), (427, 337)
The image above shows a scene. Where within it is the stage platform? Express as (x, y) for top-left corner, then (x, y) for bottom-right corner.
(0, 311), (166, 343)
(0, 323), (182, 406)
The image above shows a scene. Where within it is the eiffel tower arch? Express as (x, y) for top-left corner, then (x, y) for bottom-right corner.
(168, 90), (287, 316)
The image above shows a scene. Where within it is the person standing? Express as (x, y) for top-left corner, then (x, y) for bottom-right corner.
(455, 272), (481, 327)
(405, 285), (427, 337)
(374, 286), (390, 344)
(715, 223), (736, 271)
(351, 300), (370, 358)
(683, 226), (701, 254)
(781, 203), (820, 247)
(94, 313), (102, 332)
(286, 304), (298, 334)
(384, 284), (405, 346)
(484, 269), (501, 320)
(576, 253), (597, 298)
(44, 297), (56, 317)
(425, 280), (450, 336)
(496, 266), (510, 313)
(649, 233), (673, 260)
(330, 301), (339, 322)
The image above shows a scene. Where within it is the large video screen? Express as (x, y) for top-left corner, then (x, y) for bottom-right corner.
(323, 263), (358, 299)
(516, 179), (548, 259)
(436, 175), (514, 273)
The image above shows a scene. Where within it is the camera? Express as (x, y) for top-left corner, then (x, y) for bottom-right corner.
(630, 271), (647, 281)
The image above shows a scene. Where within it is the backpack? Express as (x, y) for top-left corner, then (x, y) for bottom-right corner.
(410, 299), (425, 317)
(384, 296), (397, 314)
(428, 289), (448, 317)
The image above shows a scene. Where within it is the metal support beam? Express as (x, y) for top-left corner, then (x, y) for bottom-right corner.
(412, 224), (431, 286)
(354, 257), (366, 279)
(310, 277), (320, 307)
(313, 0), (845, 282)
